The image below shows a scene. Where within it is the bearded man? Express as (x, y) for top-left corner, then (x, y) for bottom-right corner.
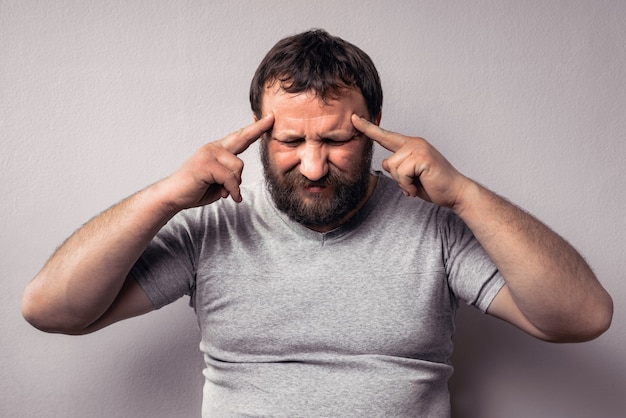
(22, 29), (612, 417)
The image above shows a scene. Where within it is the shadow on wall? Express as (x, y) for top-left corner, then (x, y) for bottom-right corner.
(450, 305), (624, 418)
(101, 303), (204, 418)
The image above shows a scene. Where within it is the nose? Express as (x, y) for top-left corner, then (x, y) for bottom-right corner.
(298, 143), (329, 181)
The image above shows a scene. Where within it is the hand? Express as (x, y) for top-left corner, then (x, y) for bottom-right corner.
(351, 114), (470, 210)
(163, 113), (274, 210)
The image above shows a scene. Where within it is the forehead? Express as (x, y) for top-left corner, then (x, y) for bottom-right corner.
(261, 87), (369, 135)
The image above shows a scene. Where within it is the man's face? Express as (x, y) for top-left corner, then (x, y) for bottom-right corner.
(259, 86), (374, 231)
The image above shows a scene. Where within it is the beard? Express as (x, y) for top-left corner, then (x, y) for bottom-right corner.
(261, 140), (373, 229)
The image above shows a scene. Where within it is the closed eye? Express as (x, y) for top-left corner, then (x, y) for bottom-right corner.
(323, 132), (363, 145)
(273, 132), (363, 147)
(323, 139), (350, 146)
(275, 138), (304, 147)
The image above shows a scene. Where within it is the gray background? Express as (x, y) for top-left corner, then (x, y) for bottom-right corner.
(2, 1), (624, 417)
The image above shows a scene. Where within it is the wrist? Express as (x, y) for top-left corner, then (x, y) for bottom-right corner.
(450, 178), (483, 220)
(141, 179), (185, 223)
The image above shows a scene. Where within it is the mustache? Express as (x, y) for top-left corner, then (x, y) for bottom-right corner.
(282, 169), (343, 188)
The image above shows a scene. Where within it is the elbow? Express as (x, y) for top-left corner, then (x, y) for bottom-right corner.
(545, 292), (614, 343)
(21, 287), (55, 333)
(584, 291), (614, 341)
(577, 289), (614, 342)
(21, 281), (91, 335)
(21, 283), (61, 333)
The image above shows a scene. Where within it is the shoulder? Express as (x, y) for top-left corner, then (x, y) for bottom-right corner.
(367, 173), (473, 243)
(375, 173), (453, 222)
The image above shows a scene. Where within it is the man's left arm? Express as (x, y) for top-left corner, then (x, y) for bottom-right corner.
(450, 180), (612, 342)
(352, 114), (613, 343)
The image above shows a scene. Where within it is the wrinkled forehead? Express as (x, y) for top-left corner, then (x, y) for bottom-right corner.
(262, 87), (368, 136)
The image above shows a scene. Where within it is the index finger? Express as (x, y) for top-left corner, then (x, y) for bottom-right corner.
(221, 113), (275, 155)
(351, 114), (406, 153)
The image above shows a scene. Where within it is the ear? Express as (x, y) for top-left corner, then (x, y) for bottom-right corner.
(374, 112), (382, 126)
(253, 113), (259, 122)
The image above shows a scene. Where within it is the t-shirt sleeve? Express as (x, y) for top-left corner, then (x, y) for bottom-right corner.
(130, 211), (198, 309)
(441, 210), (505, 313)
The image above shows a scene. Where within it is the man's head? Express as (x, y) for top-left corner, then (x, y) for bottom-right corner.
(250, 29), (382, 123)
(250, 30), (383, 231)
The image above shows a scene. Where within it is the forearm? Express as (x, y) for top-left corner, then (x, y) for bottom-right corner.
(351, 117), (612, 341)
(22, 116), (274, 333)
(22, 180), (178, 332)
(454, 181), (613, 340)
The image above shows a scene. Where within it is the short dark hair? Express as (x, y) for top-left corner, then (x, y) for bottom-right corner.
(250, 29), (383, 121)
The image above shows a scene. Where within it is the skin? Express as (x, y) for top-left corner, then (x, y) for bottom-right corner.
(258, 87), (378, 232)
(21, 115), (275, 333)
(22, 87), (612, 343)
(351, 114), (613, 342)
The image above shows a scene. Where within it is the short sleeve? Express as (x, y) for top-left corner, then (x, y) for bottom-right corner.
(441, 210), (505, 312)
(131, 211), (198, 309)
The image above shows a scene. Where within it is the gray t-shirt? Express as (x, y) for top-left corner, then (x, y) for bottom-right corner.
(132, 172), (504, 417)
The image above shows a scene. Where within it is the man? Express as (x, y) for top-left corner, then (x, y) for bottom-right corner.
(22, 30), (612, 417)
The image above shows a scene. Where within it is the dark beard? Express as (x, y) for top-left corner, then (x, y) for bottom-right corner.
(261, 140), (373, 229)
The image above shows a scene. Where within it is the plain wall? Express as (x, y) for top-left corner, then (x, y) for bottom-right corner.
(2, 1), (624, 417)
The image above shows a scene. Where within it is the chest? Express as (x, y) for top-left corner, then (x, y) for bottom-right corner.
(193, 238), (456, 364)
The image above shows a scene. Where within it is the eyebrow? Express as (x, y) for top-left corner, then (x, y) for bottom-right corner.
(271, 129), (358, 141)
(270, 130), (302, 141)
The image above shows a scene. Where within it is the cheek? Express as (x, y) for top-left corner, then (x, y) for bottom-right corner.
(329, 144), (366, 171)
(267, 144), (299, 173)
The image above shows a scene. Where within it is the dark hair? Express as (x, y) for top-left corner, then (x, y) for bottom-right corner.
(250, 29), (382, 121)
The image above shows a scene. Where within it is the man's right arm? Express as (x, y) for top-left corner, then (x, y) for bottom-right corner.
(21, 114), (275, 334)
(21, 183), (178, 334)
